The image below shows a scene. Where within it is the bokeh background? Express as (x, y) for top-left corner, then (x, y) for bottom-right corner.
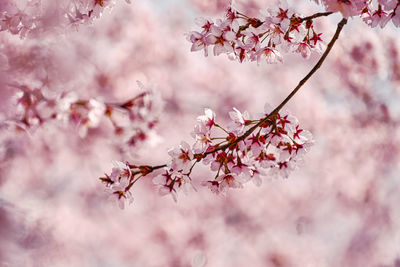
(1, 0), (400, 266)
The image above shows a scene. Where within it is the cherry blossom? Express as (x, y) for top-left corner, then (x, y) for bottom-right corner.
(316, 0), (368, 18)
(1, 0), (400, 266)
(228, 107), (250, 134)
(188, 1), (400, 65)
(101, 161), (134, 209)
(188, 4), (327, 63)
(168, 141), (194, 173)
(314, 0), (400, 28)
(6, 81), (161, 150)
(0, 0), (131, 37)
(101, 105), (314, 206)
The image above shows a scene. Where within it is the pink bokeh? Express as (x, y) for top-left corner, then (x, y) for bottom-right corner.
(1, 1), (400, 266)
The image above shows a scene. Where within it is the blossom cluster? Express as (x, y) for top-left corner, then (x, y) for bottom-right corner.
(188, 1), (400, 64)
(314, 0), (368, 18)
(314, 0), (400, 28)
(0, 0), (38, 37)
(362, 0), (400, 28)
(101, 105), (314, 208)
(0, 0), (130, 37)
(188, 5), (326, 63)
(7, 81), (160, 147)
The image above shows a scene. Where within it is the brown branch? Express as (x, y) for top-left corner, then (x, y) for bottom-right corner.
(203, 18), (348, 156)
(126, 18), (348, 176)
(300, 12), (333, 22)
(268, 18), (347, 114)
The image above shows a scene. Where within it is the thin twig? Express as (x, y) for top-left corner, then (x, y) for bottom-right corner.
(300, 12), (333, 22)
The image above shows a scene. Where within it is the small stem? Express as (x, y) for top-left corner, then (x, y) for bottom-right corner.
(105, 92), (148, 109)
(260, 32), (271, 43)
(265, 141), (271, 150)
(127, 175), (143, 190)
(300, 12), (333, 22)
(184, 161), (197, 176)
(125, 164), (167, 190)
(215, 162), (223, 179)
(151, 164), (167, 170)
(215, 123), (230, 134)
(236, 11), (250, 19)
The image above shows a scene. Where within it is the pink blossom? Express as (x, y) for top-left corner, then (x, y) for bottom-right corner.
(207, 24), (236, 56)
(188, 4), (328, 64)
(189, 31), (211, 57)
(191, 124), (212, 153)
(256, 47), (283, 64)
(319, 0), (368, 18)
(168, 141), (194, 173)
(1, 1), (400, 266)
(215, 173), (243, 193)
(228, 107), (250, 134)
(296, 42), (312, 59)
(153, 170), (193, 202)
(108, 161), (132, 182)
(197, 108), (215, 130)
(103, 161), (133, 209)
(370, 7), (391, 28)
(392, 11), (400, 26)
(379, 0), (398, 10)
(107, 179), (134, 209)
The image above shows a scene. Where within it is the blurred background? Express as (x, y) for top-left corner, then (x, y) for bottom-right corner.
(0, 0), (400, 266)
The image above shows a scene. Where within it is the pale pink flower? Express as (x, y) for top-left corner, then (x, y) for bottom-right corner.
(231, 156), (252, 178)
(191, 124), (212, 153)
(244, 134), (264, 156)
(256, 47), (283, 64)
(296, 42), (312, 59)
(109, 161), (132, 182)
(78, 98), (106, 137)
(168, 141), (194, 173)
(270, 160), (296, 179)
(242, 31), (261, 48)
(105, 162), (133, 209)
(194, 17), (214, 34)
(107, 179), (133, 209)
(379, 0), (398, 10)
(250, 167), (265, 187)
(207, 27), (236, 56)
(189, 31), (211, 57)
(87, 99), (106, 127)
(153, 170), (193, 202)
(215, 173), (243, 193)
(320, 0), (368, 18)
(392, 12), (400, 27)
(202, 173), (242, 195)
(197, 108), (215, 129)
(228, 107), (250, 134)
(201, 180), (220, 194)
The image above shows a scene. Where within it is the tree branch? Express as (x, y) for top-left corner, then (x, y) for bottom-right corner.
(300, 12), (333, 22)
(126, 18), (348, 175)
(204, 18), (348, 156)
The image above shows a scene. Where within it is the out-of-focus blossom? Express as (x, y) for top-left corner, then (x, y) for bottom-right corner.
(5, 81), (161, 151)
(0, 0), (130, 38)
